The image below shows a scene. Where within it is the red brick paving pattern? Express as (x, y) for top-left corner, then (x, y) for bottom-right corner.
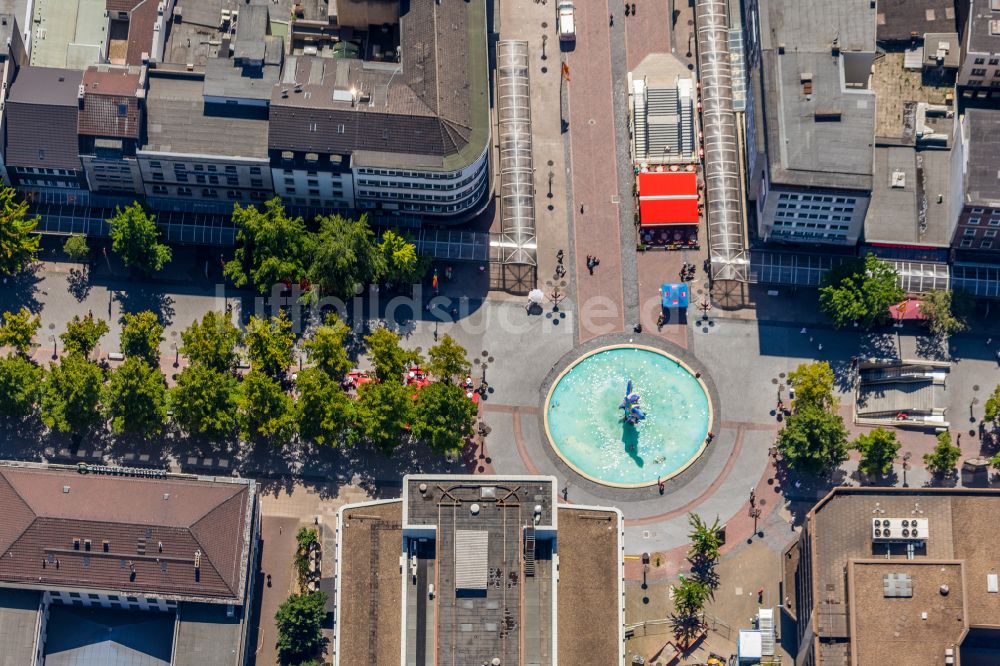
(623, 0), (674, 71)
(565, 0), (626, 343)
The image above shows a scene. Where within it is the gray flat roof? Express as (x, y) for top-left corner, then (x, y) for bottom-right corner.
(866, 144), (955, 248)
(0, 588), (39, 666)
(143, 73), (269, 158)
(876, 0), (957, 42)
(965, 108), (1000, 205)
(404, 476), (556, 666)
(43, 604), (174, 666)
(759, 0), (876, 191)
(968, 0), (1000, 54)
(760, 0), (875, 53)
(761, 50), (875, 190)
(173, 602), (244, 666)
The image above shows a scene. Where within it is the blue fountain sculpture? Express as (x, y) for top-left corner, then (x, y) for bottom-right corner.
(619, 379), (646, 425)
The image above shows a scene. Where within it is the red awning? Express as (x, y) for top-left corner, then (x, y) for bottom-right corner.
(889, 299), (925, 321)
(638, 171), (699, 226)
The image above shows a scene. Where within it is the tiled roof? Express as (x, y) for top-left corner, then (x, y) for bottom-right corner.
(106, 0), (144, 12)
(78, 67), (142, 139)
(125, 0), (159, 66)
(268, 0), (483, 164)
(0, 465), (254, 603)
(6, 67), (83, 171)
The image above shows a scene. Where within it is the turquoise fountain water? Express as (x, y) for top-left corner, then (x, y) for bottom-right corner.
(545, 346), (711, 487)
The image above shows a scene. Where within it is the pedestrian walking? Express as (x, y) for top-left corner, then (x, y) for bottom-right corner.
(580, 203), (585, 214)
(586, 255), (595, 275)
(631, 3), (636, 14)
(624, 1), (629, 15)
(609, 13), (614, 26)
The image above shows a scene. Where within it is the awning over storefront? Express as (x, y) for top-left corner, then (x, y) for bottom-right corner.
(638, 171), (699, 226)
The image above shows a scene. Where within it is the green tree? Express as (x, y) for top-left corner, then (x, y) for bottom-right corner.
(426, 334), (471, 383)
(63, 234), (90, 262)
(225, 198), (312, 293)
(353, 380), (413, 453)
(787, 361), (836, 411)
(986, 384), (1000, 426)
(302, 315), (352, 381)
(294, 527), (320, 584)
(687, 513), (723, 563)
(120, 311), (164, 367)
(308, 213), (384, 299)
(103, 357), (167, 436)
(108, 203), (172, 273)
(237, 370), (295, 444)
(411, 381), (476, 455)
(40, 354), (104, 434)
(378, 230), (426, 284)
(923, 431), (962, 476)
(0, 354), (43, 420)
(819, 254), (903, 329)
(274, 591), (327, 664)
(0, 186), (40, 276)
(776, 405), (850, 475)
(920, 289), (972, 337)
(295, 368), (352, 447)
(246, 312), (295, 379)
(364, 327), (419, 382)
(852, 428), (901, 477)
(0, 307), (40, 355)
(180, 311), (241, 373)
(60, 312), (109, 357)
(670, 577), (709, 644)
(169, 364), (238, 441)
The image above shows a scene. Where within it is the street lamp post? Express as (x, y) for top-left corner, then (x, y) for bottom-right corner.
(971, 397), (980, 423)
(541, 34), (548, 60)
(172, 342), (179, 368)
(50, 335), (57, 360)
(902, 452), (912, 487)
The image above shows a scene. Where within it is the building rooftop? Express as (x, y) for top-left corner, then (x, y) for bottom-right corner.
(78, 66), (143, 139)
(922, 32), (961, 68)
(876, 0), (957, 43)
(335, 501), (402, 666)
(43, 604), (174, 666)
(5, 67), (83, 170)
(968, 0), (1000, 54)
(335, 475), (622, 666)
(172, 601), (245, 666)
(791, 488), (1000, 666)
(0, 463), (255, 604)
(759, 0), (876, 191)
(0, 588), (40, 666)
(28, 0), (106, 69)
(555, 507), (622, 666)
(143, 72), (269, 158)
(965, 108), (1000, 206)
(269, 0), (490, 171)
(164, 0), (292, 67)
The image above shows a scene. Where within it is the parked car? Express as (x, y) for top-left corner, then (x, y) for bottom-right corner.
(557, 0), (576, 42)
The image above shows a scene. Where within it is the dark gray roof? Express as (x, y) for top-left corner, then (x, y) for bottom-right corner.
(233, 3), (268, 62)
(268, 0), (490, 171)
(43, 604), (174, 666)
(965, 108), (1000, 205)
(0, 13), (17, 54)
(173, 602), (244, 666)
(203, 42), (282, 102)
(922, 33), (961, 68)
(758, 0), (876, 191)
(865, 146), (955, 247)
(967, 0), (1000, 54)
(5, 67), (83, 170)
(0, 588), (39, 666)
(876, 0), (957, 42)
(143, 73), (269, 158)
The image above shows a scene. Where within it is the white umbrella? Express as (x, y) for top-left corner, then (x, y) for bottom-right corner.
(527, 289), (545, 304)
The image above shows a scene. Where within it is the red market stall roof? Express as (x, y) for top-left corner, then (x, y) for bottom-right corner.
(889, 298), (925, 321)
(638, 171), (699, 226)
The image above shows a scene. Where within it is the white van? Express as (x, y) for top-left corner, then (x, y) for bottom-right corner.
(557, 0), (576, 43)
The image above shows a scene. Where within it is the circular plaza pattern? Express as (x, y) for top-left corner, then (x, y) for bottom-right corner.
(543, 345), (713, 488)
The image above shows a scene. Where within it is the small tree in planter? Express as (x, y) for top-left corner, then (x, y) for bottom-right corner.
(923, 431), (961, 477)
(295, 527), (320, 586)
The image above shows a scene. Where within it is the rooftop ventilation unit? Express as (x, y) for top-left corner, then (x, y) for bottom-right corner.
(872, 518), (929, 542)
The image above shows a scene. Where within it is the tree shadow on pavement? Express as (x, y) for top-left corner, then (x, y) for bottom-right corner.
(914, 334), (950, 361)
(772, 462), (849, 527)
(857, 331), (898, 360)
(0, 418), (47, 461)
(67, 268), (92, 302)
(113, 287), (176, 325)
(0, 264), (44, 314)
